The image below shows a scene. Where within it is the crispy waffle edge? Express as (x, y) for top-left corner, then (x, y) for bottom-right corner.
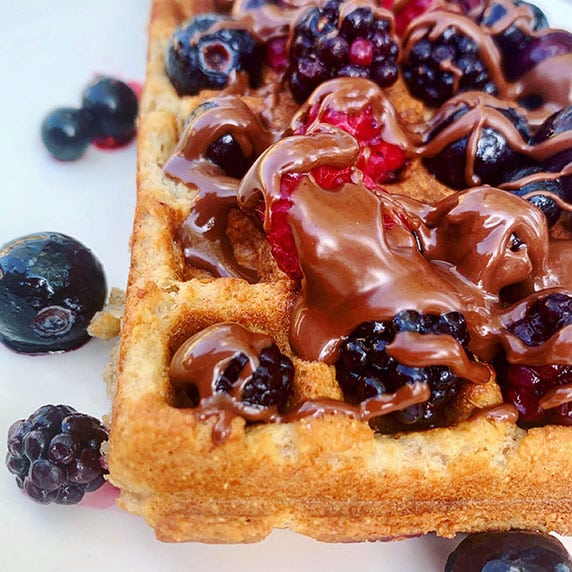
(107, 0), (572, 543)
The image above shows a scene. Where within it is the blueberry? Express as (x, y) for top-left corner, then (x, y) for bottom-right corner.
(502, 165), (568, 227)
(0, 232), (106, 354)
(445, 531), (572, 571)
(81, 77), (138, 148)
(165, 14), (264, 96)
(40, 107), (94, 161)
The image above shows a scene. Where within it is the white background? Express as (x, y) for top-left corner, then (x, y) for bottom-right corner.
(0, 1), (571, 570)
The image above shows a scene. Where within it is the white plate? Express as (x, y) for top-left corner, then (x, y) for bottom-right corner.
(0, 1), (571, 570)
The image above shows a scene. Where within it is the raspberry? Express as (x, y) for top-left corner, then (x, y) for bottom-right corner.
(401, 10), (497, 107)
(500, 363), (572, 427)
(335, 310), (471, 430)
(394, 0), (435, 36)
(287, 0), (399, 103)
(6, 405), (108, 504)
(295, 103), (407, 188)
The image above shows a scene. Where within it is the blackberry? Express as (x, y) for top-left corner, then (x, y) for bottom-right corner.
(446, 531), (572, 572)
(423, 98), (530, 189)
(401, 12), (497, 107)
(187, 342), (294, 413)
(6, 405), (108, 504)
(335, 310), (470, 430)
(165, 14), (265, 96)
(0, 232), (107, 354)
(287, 0), (399, 103)
(501, 165), (567, 228)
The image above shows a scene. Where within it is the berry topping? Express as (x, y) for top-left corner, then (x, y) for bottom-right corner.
(479, 0), (548, 61)
(40, 107), (95, 161)
(445, 531), (572, 572)
(505, 29), (572, 81)
(206, 133), (254, 179)
(394, 0), (435, 37)
(294, 98), (408, 188)
(506, 292), (572, 347)
(170, 323), (294, 417)
(501, 165), (568, 228)
(533, 105), (572, 199)
(335, 310), (471, 430)
(6, 405), (108, 504)
(81, 77), (139, 148)
(286, 0), (399, 103)
(499, 292), (572, 426)
(165, 14), (265, 96)
(401, 11), (498, 107)
(0, 232), (107, 354)
(500, 363), (572, 426)
(422, 95), (530, 189)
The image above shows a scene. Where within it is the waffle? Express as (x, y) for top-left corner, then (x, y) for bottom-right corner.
(107, 0), (572, 542)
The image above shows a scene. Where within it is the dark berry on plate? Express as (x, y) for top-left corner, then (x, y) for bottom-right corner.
(5, 404), (108, 505)
(206, 133), (253, 179)
(286, 0), (399, 103)
(505, 29), (572, 81)
(165, 14), (265, 96)
(335, 310), (470, 430)
(0, 232), (106, 354)
(40, 107), (95, 161)
(423, 97), (530, 189)
(499, 292), (572, 426)
(501, 165), (568, 228)
(401, 12), (497, 107)
(445, 531), (572, 572)
(81, 76), (139, 148)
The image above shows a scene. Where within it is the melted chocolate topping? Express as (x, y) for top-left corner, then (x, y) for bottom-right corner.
(162, 2), (572, 435)
(164, 96), (274, 282)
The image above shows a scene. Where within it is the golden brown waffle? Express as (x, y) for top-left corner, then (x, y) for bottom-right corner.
(108, 0), (572, 542)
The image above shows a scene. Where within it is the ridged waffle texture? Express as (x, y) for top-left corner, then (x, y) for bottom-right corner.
(108, 0), (572, 542)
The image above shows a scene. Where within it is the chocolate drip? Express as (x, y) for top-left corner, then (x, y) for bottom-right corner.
(469, 403), (519, 423)
(164, 96), (274, 282)
(540, 384), (572, 410)
(170, 322), (278, 443)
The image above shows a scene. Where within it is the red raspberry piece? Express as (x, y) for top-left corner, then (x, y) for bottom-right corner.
(503, 363), (572, 426)
(394, 0), (435, 36)
(259, 173), (302, 280)
(295, 104), (407, 189)
(266, 35), (289, 71)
